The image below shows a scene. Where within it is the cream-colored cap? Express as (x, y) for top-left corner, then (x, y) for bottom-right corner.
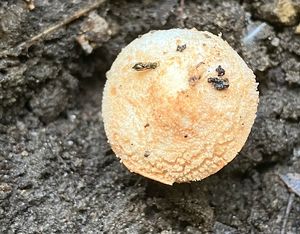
(102, 28), (259, 185)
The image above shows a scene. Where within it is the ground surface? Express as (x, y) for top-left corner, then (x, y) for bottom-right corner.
(0, 0), (300, 233)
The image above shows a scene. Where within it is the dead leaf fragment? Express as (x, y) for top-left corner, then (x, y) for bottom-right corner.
(279, 173), (300, 197)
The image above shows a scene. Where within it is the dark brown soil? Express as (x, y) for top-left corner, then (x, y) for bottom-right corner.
(1, 0), (299, 233)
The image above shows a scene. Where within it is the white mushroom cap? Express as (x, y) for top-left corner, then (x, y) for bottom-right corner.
(102, 28), (259, 185)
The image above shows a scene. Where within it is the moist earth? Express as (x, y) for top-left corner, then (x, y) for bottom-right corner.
(0, 0), (299, 233)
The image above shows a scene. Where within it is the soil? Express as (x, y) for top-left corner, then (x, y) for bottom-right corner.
(0, 0), (299, 233)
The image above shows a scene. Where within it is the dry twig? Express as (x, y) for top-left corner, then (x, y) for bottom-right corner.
(279, 173), (300, 234)
(281, 193), (295, 234)
(0, 0), (106, 58)
(178, 0), (185, 27)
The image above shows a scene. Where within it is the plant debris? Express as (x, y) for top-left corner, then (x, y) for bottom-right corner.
(207, 77), (229, 90)
(279, 173), (300, 197)
(278, 173), (300, 234)
(176, 44), (186, 52)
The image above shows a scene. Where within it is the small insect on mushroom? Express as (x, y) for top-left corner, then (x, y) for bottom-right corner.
(132, 62), (158, 71)
(102, 28), (259, 185)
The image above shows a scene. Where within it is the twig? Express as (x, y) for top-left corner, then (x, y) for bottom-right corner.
(281, 192), (295, 234)
(178, 0), (185, 27)
(0, 0), (106, 58)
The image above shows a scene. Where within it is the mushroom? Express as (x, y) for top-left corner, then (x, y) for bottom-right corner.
(102, 28), (259, 185)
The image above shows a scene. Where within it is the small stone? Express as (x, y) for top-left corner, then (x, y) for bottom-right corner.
(21, 150), (29, 156)
(24, 0), (35, 10)
(76, 35), (93, 54)
(295, 24), (300, 34)
(271, 37), (280, 47)
(0, 183), (12, 200)
(274, 0), (297, 25)
(76, 11), (111, 54)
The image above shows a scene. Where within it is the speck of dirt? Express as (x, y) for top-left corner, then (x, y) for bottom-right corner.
(216, 65), (225, 76)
